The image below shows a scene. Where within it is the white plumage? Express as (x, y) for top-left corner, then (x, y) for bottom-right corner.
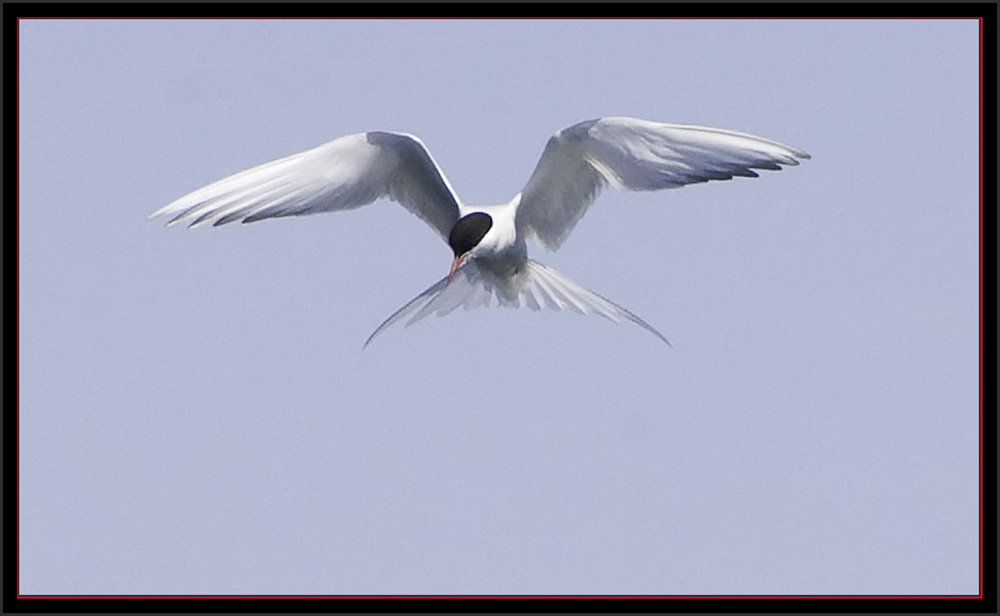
(363, 259), (669, 349)
(151, 117), (809, 346)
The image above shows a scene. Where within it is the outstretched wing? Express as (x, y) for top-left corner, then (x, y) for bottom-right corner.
(364, 259), (669, 348)
(515, 117), (810, 250)
(149, 131), (462, 241)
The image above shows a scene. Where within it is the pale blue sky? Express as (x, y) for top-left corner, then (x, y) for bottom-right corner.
(18, 19), (980, 595)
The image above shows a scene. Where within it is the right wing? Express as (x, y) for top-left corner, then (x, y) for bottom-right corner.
(516, 117), (810, 251)
(364, 259), (669, 348)
(149, 131), (462, 242)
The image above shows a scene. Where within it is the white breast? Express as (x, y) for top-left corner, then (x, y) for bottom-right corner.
(461, 195), (522, 259)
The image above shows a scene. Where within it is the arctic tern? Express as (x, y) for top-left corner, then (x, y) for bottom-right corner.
(150, 117), (809, 347)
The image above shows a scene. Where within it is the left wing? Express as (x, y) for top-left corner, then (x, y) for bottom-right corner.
(150, 131), (462, 242)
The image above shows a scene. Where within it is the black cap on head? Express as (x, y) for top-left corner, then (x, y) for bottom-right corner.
(448, 212), (493, 257)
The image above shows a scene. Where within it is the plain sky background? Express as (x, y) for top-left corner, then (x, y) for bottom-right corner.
(18, 19), (980, 596)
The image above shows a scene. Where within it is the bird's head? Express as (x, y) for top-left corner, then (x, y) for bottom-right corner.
(447, 212), (493, 282)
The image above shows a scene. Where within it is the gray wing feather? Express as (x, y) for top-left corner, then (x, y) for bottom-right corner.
(150, 131), (461, 242)
(516, 117), (810, 250)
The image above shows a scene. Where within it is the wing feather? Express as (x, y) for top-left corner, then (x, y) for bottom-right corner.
(150, 131), (461, 241)
(516, 117), (810, 250)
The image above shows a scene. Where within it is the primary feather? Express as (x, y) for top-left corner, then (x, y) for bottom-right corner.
(149, 131), (461, 241)
(516, 117), (810, 250)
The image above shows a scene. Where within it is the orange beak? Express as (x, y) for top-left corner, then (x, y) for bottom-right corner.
(448, 254), (467, 282)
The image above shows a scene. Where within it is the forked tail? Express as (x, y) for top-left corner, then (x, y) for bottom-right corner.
(363, 259), (670, 348)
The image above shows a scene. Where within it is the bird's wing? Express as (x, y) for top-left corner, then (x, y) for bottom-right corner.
(515, 117), (810, 250)
(364, 259), (669, 348)
(149, 131), (461, 241)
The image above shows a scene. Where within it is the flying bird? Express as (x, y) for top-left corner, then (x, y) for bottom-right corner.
(150, 117), (809, 347)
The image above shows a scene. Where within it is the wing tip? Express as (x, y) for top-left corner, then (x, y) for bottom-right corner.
(148, 204), (176, 222)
